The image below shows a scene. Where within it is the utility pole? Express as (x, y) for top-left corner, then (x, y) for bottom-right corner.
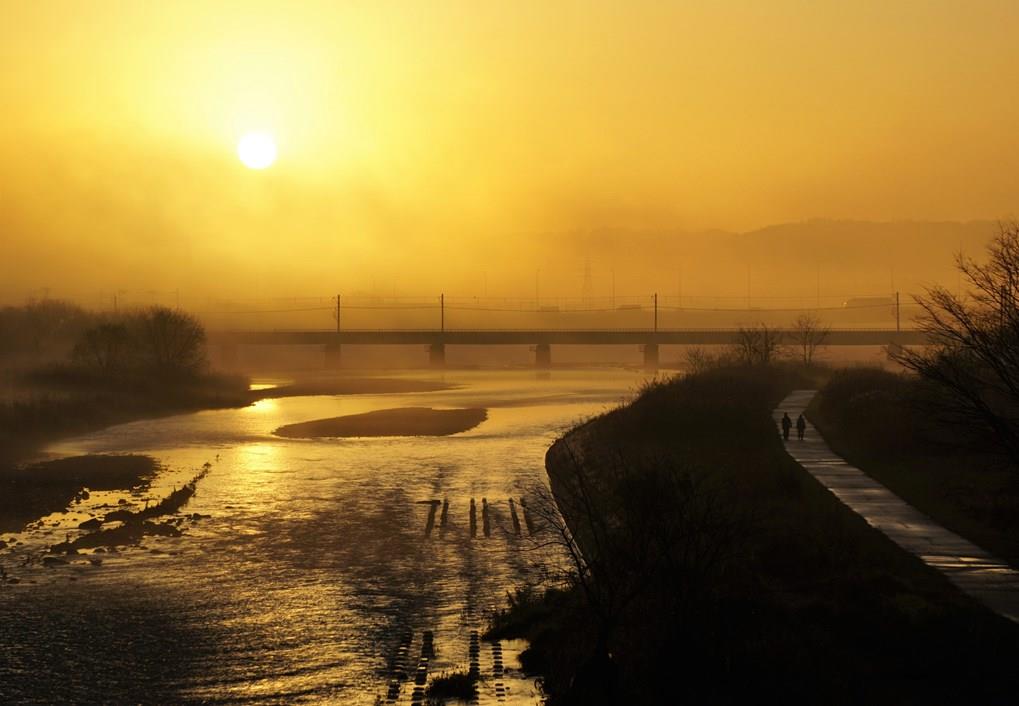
(440, 293), (445, 333)
(653, 292), (658, 333)
(895, 291), (900, 332)
(335, 294), (341, 334)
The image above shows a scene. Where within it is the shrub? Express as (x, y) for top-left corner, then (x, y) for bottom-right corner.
(71, 307), (207, 379)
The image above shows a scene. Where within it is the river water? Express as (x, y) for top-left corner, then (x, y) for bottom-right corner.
(0, 369), (645, 704)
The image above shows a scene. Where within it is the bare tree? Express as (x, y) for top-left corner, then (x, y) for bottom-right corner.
(131, 307), (208, 376)
(733, 324), (783, 365)
(892, 222), (1019, 466)
(683, 346), (734, 373)
(791, 313), (830, 365)
(72, 323), (130, 374)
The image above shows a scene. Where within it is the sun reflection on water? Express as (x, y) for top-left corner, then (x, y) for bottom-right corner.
(0, 370), (647, 704)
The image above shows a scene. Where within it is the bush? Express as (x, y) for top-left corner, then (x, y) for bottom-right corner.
(71, 307), (207, 379)
(812, 367), (925, 455)
(132, 306), (207, 376)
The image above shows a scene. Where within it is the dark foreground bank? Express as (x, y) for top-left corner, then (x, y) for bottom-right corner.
(489, 365), (1019, 705)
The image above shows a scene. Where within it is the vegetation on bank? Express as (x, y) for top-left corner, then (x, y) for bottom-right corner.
(424, 670), (478, 702)
(490, 364), (1019, 705)
(0, 301), (245, 535)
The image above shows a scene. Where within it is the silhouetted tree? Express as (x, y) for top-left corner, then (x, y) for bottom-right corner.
(132, 307), (207, 377)
(892, 222), (1019, 466)
(733, 324), (783, 365)
(791, 313), (829, 365)
(72, 323), (130, 374)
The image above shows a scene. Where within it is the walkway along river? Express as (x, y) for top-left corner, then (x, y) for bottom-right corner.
(0, 370), (644, 704)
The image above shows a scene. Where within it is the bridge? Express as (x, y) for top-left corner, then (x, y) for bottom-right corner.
(214, 327), (927, 369)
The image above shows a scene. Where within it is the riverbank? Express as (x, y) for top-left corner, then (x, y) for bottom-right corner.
(491, 365), (1019, 705)
(807, 367), (1019, 568)
(1, 370), (453, 461)
(0, 369), (251, 467)
(0, 455), (159, 534)
(0, 369), (452, 533)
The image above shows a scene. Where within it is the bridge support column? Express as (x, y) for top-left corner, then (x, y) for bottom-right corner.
(429, 342), (446, 368)
(643, 343), (659, 371)
(535, 343), (552, 368)
(324, 343), (342, 369)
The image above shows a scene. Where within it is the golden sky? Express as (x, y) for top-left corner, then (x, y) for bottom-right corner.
(1, 1), (1018, 300)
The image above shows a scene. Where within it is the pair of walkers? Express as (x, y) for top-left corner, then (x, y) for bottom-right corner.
(781, 412), (806, 441)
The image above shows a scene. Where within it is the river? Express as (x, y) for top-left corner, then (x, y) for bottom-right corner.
(0, 369), (646, 704)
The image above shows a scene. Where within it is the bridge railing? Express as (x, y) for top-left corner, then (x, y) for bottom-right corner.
(186, 294), (919, 333)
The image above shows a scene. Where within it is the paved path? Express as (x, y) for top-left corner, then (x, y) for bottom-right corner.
(776, 389), (1019, 623)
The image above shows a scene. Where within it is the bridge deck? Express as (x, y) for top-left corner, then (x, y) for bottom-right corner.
(215, 329), (926, 346)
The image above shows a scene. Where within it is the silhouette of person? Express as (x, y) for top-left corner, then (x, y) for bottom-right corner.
(781, 412), (792, 441)
(796, 413), (807, 440)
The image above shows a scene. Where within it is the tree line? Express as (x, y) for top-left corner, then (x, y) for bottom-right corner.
(0, 301), (208, 379)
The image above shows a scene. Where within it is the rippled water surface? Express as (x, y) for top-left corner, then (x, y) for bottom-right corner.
(0, 370), (645, 704)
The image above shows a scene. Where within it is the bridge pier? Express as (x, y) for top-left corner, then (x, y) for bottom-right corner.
(324, 343), (342, 369)
(428, 342), (446, 367)
(642, 343), (659, 370)
(535, 343), (552, 368)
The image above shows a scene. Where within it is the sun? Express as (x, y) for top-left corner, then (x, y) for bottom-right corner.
(237, 131), (277, 169)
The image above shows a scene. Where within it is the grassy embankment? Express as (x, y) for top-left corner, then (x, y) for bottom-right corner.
(488, 365), (1019, 705)
(808, 367), (1019, 568)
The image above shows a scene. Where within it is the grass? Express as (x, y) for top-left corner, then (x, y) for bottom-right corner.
(808, 366), (1019, 568)
(0, 366), (250, 465)
(491, 363), (1019, 705)
(425, 670), (479, 702)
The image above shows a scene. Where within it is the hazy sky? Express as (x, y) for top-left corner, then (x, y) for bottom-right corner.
(2, 1), (1017, 300)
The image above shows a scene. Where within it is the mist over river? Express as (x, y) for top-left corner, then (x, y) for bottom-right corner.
(0, 370), (645, 704)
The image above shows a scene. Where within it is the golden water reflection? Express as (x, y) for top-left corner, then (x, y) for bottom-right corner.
(0, 370), (647, 704)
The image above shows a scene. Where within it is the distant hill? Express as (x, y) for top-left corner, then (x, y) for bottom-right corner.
(553, 219), (999, 301)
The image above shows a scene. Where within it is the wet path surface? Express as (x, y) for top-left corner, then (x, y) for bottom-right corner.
(0, 370), (643, 704)
(777, 389), (1019, 623)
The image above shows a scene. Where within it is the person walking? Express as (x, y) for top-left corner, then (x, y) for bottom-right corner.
(781, 412), (792, 441)
(796, 413), (807, 440)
